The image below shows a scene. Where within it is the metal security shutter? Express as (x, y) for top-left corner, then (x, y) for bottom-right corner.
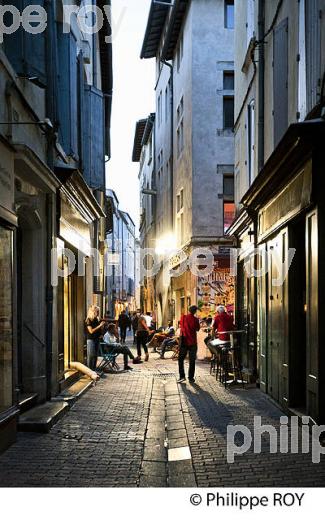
(305, 0), (322, 112)
(3, 0), (46, 87)
(273, 18), (288, 147)
(83, 86), (105, 190)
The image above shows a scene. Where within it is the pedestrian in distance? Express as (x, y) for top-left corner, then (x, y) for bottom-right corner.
(118, 310), (131, 344)
(85, 305), (105, 372)
(178, 305), (201, 384)
(103, 324), (142, 370)
(136, 312), (150, 362)
(132, 311), (140, 344)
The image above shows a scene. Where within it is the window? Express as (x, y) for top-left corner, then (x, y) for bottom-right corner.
(247, 100), (255, 185)
(157, 149), (164, 191)
(177, 213), (185, 245)
(223, 175), (234, 199)
(177, 188), (184, 213)
(177, 121), (184, 157)
(273, 18), (288, 146)
(246, 0), (255, 47)
(177, 96), (184, 123)
(177, 97), (184, 156)
(305, 2), (322, 112)
(223, 96), (234, 129)
(176, 32), (184, 71)
(223, 176), (235, 234)
(223, 203), (236, 234)
(223, 71), (234, 90)
(225, 0), (234, 29)
(0, 226), (13, 413)
(176, 189), (184, 245)
(165, 85), (169, 122)
(157, 91), (162, 126)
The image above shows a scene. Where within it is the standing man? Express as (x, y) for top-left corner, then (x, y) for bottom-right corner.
(118, 310), (131, 344)
(178, 305), (201, 384)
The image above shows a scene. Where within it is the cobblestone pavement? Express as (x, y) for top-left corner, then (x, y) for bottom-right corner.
(1, 340), (325, 487)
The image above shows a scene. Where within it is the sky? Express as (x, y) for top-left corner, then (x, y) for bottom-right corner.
(107, 0), (155, 232)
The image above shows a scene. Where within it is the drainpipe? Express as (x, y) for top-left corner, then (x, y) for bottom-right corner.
(253, 0), (265, 383)
(161, 60), (174, 231)
(161, 59), (174, 325)
(257, 0), (265, 172)
(45, 193), (54, 400)
(44, 1), (56, 400)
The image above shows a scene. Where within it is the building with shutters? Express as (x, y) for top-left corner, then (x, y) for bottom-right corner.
(132, 114), (156, 315)
(0, 1), (112, 452)
(105, 190), (137, 319)
(136, 0), (236, 327)
(228, 0), (325, 421)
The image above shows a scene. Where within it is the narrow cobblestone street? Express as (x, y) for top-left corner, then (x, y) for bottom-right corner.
(1, 341), (325, 487)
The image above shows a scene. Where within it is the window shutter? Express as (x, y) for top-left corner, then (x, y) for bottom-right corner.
(305, 0), (322, 111)
(57, 30), (78, 158)
(273, 18), (288, 147)
(3, 0), (46, 87)
(83, 86), (105, 190)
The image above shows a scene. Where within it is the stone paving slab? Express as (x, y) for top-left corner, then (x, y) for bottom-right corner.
(0, 343), (325, 487)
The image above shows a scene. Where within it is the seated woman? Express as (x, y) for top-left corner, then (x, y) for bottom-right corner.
(103, 324), (142, 370)
(148, 321), (175, 352)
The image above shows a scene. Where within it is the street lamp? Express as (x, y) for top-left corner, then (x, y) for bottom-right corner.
(155, 233), (177, 255)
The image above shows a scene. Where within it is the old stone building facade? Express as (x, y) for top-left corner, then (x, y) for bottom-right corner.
(229, 0), (325, 421)
(135, 0), (236, 326)
(0, 0), (112, 452)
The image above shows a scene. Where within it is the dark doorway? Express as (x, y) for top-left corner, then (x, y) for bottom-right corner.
(289, 218), (307, 412)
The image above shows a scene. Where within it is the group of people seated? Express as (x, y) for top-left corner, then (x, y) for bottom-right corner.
(84, 305), (235, 380)
(147, 321), (181, 359)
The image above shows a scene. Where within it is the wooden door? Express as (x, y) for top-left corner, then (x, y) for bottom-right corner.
(267, 229), (289, 404)
(305, 209), (319, 421)
(257, 243), (268, 393)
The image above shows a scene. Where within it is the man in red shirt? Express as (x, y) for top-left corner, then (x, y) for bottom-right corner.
(213, 305), (235, 342)
(178, 305), (201, 383)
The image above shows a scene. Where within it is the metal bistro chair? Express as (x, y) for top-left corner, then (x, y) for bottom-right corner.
(207, 336), (229, 379)
(97, 342), (120, 372)
(219, 331), (245, 389)
(204, 329), (219, 375)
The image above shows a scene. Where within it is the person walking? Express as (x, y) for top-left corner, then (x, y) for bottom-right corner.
(136, 312), (150, 362)
(132, 311), (140, 344)
(85, 305), (105, 371)
(178, 305), (200, 384)
(118, 310), (131, 344)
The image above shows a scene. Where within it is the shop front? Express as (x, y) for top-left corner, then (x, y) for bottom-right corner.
(170, 245), (235, 322)
(56, 169), (105, 391)
(0, 140), (17, 453)
(235, 119), (325, 423)
(255, 158), (317, 418)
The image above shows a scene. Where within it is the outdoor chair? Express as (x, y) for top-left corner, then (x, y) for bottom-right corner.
(97, 343), (120, 372)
